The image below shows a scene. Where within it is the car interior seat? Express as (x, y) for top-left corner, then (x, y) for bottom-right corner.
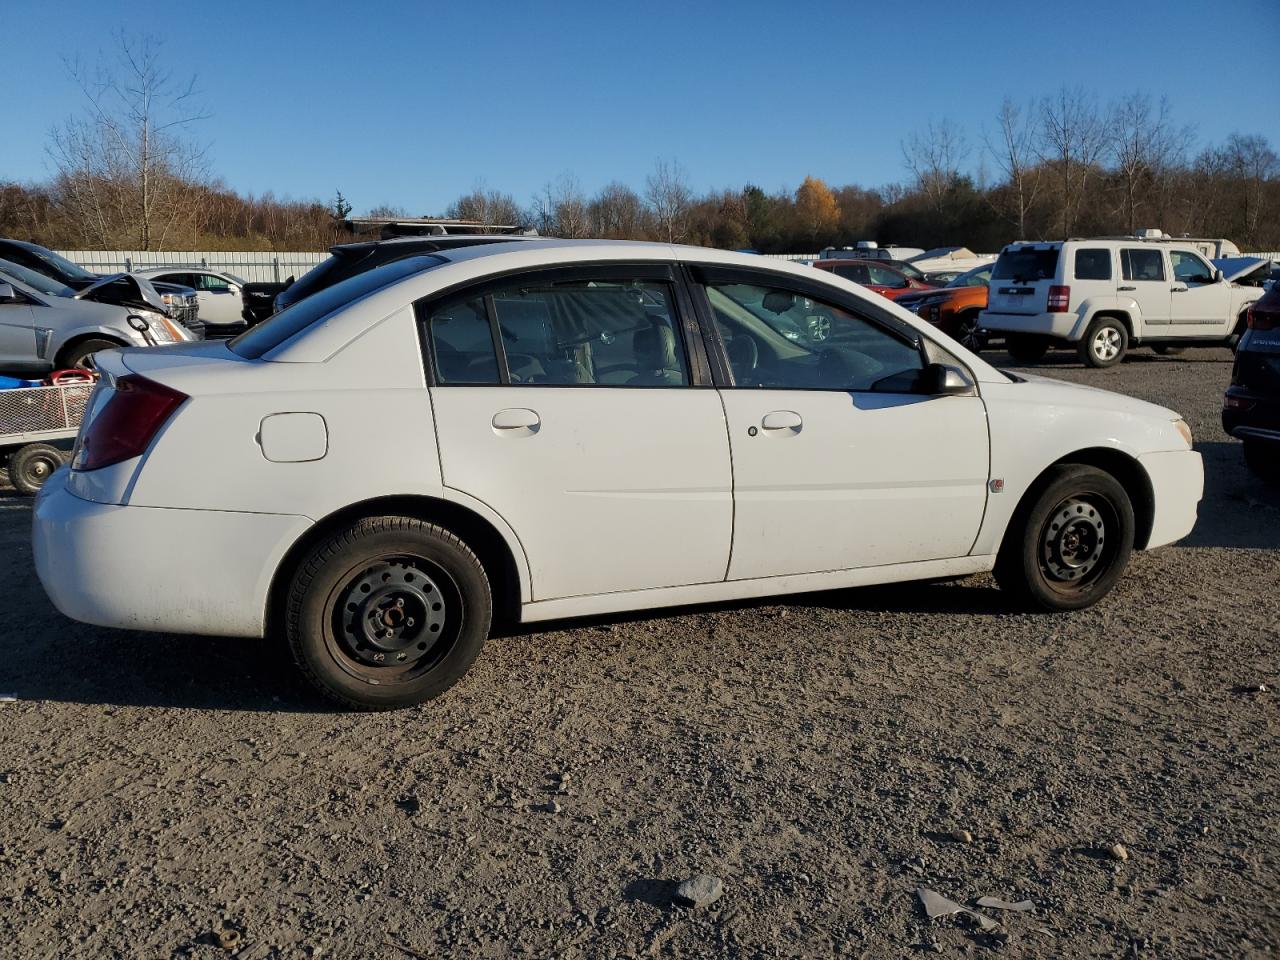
(628, 324), (684, 385)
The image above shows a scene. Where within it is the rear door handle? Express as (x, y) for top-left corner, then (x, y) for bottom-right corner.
(492, 408), (540, 434)
(761, 410), (803, 433)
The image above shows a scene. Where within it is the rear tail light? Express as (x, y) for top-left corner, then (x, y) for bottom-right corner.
(1047, 285), (1071, 312)
(1247, 303), (1278, 331)
(73, 374), (187, 471)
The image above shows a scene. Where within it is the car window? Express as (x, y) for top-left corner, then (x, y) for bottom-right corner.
(866, 264), (906, 287)
(831, 264), (868, 283)
(1122, 249), (1166, 282)
(485, 279), (688, 386)
(1074, 249), (1112, 281)
(426, 296), (501, 384)
(0, 258), (75, 297)
(705, 282), (925, 392)
(230, 255), (446, 359)
(1170, 250), (1214, 284)
(154, 272), (194, 288)
(199, 273), (232, 292)
(992, 248), (1059, 282)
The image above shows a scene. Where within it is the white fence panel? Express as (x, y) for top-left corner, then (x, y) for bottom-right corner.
(56, 250), (328, 283)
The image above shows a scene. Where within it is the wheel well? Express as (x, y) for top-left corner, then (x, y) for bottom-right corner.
(265, 495), (524, 638)
(54, 333), (127, 367)
(1009, 448), (1155, 550)
(1088, 311), (1133, 339)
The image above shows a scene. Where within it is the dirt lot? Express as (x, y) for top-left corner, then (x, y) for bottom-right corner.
(1, 346), (1276, 959)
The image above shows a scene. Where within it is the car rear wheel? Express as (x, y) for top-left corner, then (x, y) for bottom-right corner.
(8, 443), (65, 496)
(285, 516), (493, 710)
(956, 312), (985, 353)
(59, 338), (121, 370)
(1006, 334), (1048, 364)
(1079, 318), (1128, 368)
(995, 464), (1135, 611)
(1243, 439), (1280, 486)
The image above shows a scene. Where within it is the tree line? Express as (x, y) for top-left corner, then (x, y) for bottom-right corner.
(1, 37), (1277, 254)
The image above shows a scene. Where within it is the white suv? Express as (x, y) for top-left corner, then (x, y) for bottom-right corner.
(979, 238), (1264, 367)
(32, 241), (1203, 709)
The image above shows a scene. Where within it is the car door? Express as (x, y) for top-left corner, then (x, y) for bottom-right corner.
(690, 267), (990, 581)
(0, 284), (39, 373)
(1120, 248), (1171, 326)
(193, 272), (242, 326)
(1168, 249), (1230, 330)
(424, 263), (733, 601)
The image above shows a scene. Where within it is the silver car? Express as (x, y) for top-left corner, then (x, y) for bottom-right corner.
(0, 259), (194, 375)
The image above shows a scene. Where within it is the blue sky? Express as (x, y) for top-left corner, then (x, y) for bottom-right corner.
(4, 0), (1277, 214)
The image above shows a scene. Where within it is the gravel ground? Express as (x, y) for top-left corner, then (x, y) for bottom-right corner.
(0, 346), (1276, 959)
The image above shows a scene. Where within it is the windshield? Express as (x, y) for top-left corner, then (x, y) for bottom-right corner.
(0, 258), (75, 297)
(224, 272), (247, 286)
(28, 245), (98, 282)
(895, 261), (925, 281)
(992, 248), (1059, 282)
(947, 266), (992, 288)
(230, 254), (446, 359)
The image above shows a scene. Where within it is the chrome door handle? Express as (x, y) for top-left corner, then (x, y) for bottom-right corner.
(761, 410), (803, 433)
(492, 408), (540, 434)
(1118, 285), (1136, 291)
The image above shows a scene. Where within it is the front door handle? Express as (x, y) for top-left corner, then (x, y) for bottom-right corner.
(760, 410), (803, 433)
(1171, 285), (1187, 293)
(492, 408), (540, 435)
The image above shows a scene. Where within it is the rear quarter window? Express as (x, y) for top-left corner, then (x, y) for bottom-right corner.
(992, 248), (1059, 282)
(1074, 249), (1112, 281)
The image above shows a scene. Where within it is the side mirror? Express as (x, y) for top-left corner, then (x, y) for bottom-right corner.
(921, 362), (974, 396)
(1212, 269), (1224, 283)
(0, 282), (20, 303)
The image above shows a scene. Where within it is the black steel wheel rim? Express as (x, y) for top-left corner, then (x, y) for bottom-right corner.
(324, 555), (461, 684)
(1038, 495), (1116, 591)
(24, 453), (59, 485)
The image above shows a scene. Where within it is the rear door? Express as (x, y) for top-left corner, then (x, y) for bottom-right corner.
(689, 266), (989, 580)
(986, 246), (1060, 315)
(425, 263), (733, 601)
(1120, 248), (1171, 326)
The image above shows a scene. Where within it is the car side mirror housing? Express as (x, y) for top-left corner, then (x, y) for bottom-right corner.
(0, 282), (20, 303)
(1212, 268), (1224, 283)
(922, 362), (974, 396)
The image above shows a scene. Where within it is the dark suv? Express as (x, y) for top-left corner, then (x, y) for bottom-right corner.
(1223, 282), (1280, 484)
(273, 235), (539, 314)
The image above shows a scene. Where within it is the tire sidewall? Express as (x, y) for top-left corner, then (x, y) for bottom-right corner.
(1081, 319), (1127, 368)
(10, 444), (64, 496)
(288, 520), (492, 709)
(61, 338), (120, 370)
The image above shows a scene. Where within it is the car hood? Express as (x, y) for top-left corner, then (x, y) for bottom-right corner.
(1013, 371), (1179, 420)
(74, 273), (168, 314)
(1213, 256), (1270, 284)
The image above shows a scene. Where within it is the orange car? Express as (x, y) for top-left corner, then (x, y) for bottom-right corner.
(894, 264), (992, 352)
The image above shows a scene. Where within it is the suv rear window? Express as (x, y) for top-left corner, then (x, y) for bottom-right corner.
(1074, 249), (1112, 280)
(230, 255), (445, 359)
(992, 248), (1059, 282)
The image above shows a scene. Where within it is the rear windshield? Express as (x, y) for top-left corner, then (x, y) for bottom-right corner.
(230, 255), (446, 359)
(279, 253), (350, 304)
(992, 248), (1059, 282)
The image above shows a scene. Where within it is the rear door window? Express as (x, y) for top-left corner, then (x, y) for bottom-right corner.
(426, 297), (500, 384)
(1122, 249), (1166, 282)
(1074, 249), (1112, 281)
(992, 248), (1059, 282)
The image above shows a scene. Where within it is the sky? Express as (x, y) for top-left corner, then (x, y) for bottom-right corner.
(3, 0), (1278, 215)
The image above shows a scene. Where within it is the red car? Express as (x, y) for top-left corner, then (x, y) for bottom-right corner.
(813, 259), (936, 301)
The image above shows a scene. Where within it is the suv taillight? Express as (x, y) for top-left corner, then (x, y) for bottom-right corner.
(1247, 303), (1278, 331)
(73, 374), (187, 471)
(1047, 285), (1071, 312)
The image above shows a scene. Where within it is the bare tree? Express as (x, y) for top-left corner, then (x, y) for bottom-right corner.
(902, 118), (969, 216)
(1219, 133), (1279, 244)
(645, 158), (692, 242)
(48, 34), (210, 249)
(984, 98), (1042, 238)
(1038, 87), (1108, 236)
(1107, 93), (1193, 233)
(448, 187), (524, 229)
(589, 181), (650, 238)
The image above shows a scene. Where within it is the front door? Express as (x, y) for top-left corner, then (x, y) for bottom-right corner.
(693, 272), (990, 580)
(1168, 249), (1231, 331)
(1120, 248), (1171, 326)
(425, 265), (733, 601)
(0, 299), (38, 373)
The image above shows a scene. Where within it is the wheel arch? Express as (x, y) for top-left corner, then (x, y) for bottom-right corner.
(1079, 308), (1135, 342)
(53, 331), (129, 367)
(1005, 447), (1156, 552)
(265, 494), (528, 637)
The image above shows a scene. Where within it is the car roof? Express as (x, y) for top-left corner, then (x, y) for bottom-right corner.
(331, 234), (541, 258)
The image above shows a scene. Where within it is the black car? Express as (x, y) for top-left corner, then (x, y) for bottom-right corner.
(1223, 283), (1280, 485)
(272, 234), (539, 314)
(0, 239), (203, 338)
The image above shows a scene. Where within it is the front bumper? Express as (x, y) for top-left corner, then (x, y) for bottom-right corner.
(33, 469), (311, 637)
(1138, 449), (1204, 549)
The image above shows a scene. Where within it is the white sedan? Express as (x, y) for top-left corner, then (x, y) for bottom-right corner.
(33, 241), (1203, 709)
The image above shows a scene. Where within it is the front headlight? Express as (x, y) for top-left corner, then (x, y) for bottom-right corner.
(1172, 418), (1193, 448)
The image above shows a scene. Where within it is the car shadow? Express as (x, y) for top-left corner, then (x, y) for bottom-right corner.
(1179, 440), (1280, 549)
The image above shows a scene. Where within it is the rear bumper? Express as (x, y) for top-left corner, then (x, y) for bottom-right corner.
(978, 311), (1080, 339)
(33, 469), (311, 637)
(1138, 449), (1204, 549)
(1222, 385), (1280, 441)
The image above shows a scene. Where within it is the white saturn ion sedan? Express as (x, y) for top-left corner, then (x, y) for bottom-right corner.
(33, 241), (1204, 709)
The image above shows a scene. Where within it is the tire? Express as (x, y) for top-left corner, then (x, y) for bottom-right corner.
(955, 312), (985, 353)
(285, 516), (493, 710)
(1078, 317), (1128, 368)
(8, 443), (65, 495)
(1006, 334), (1049, 364)
(1151, 345), (1185, 356)
(994, 464), (1135, 612)
(1243, 439), (1280, 486)
(59, 338), (122, 370)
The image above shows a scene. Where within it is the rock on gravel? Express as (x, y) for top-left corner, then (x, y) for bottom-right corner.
(674, 875), (724, 909)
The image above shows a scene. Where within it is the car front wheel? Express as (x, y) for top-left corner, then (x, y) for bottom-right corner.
(995, 464), (1135, 611)
(285, 516), (493, 710)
